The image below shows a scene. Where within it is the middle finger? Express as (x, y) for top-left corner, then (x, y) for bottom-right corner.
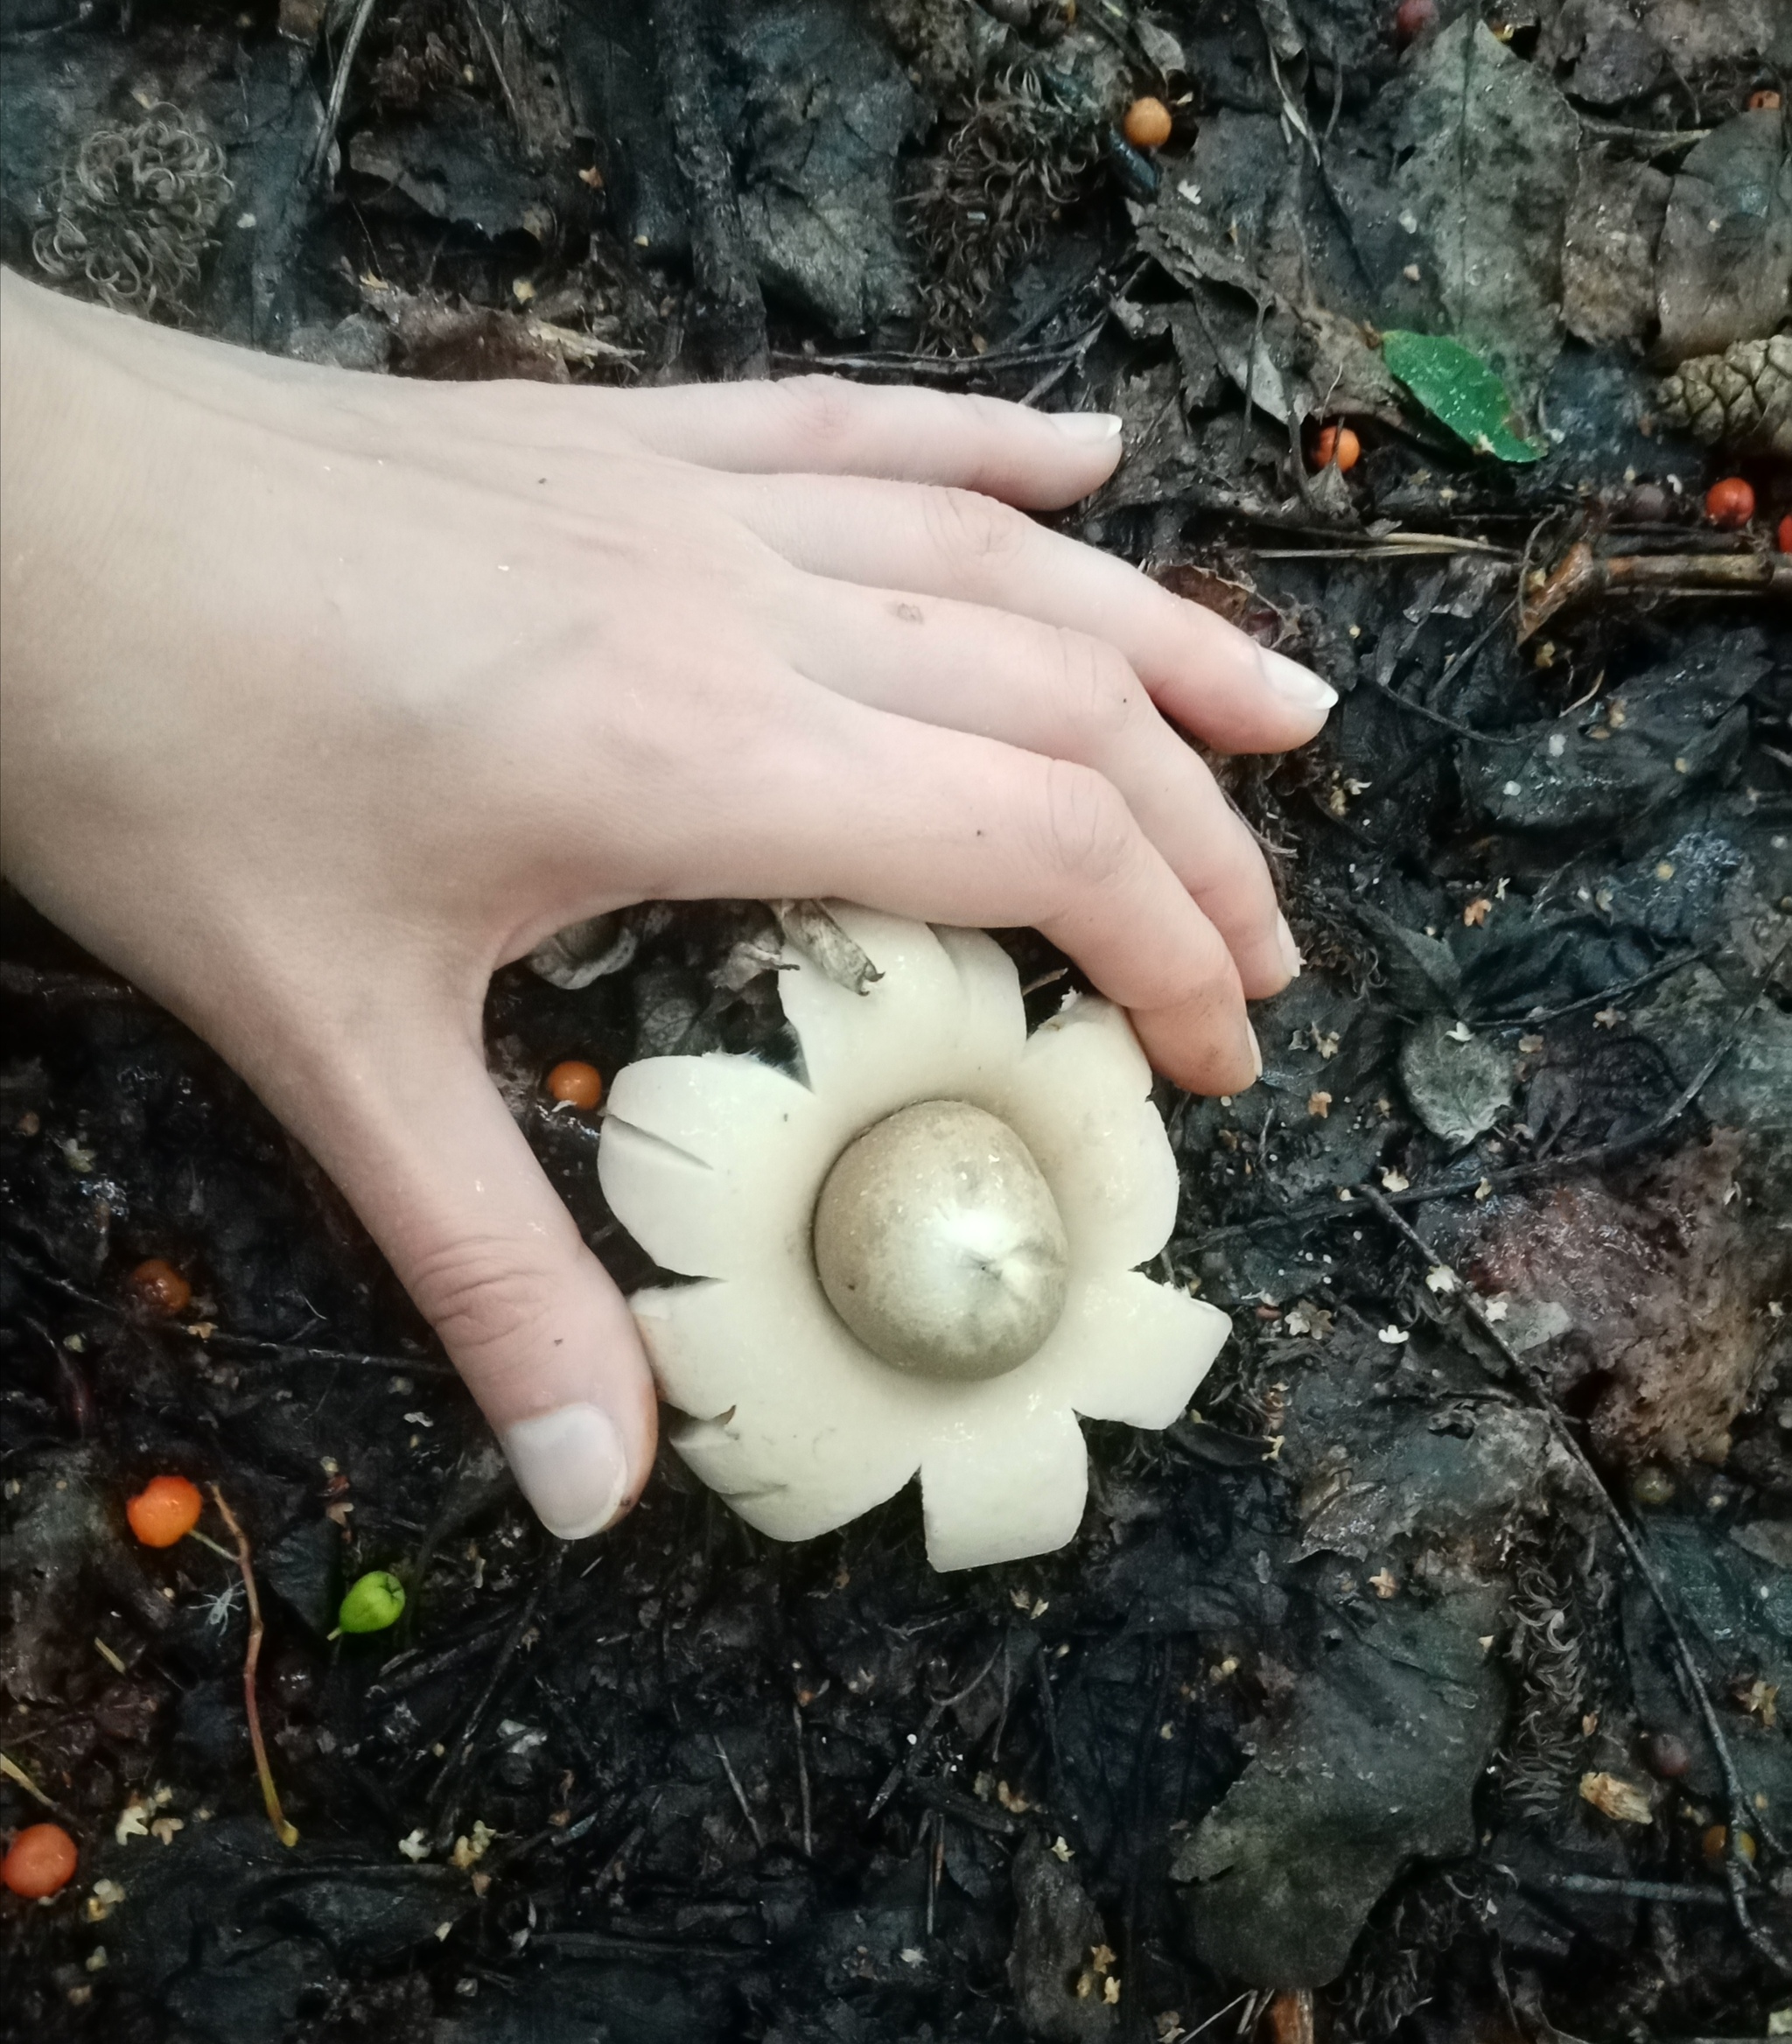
(779, 574), (1301, 998)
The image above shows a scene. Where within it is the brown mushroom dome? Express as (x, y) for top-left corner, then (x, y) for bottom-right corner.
(812, 1099), (1070, 1381)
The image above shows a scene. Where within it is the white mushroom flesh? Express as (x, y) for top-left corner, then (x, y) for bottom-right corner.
(812, 1099), (1069, 1380)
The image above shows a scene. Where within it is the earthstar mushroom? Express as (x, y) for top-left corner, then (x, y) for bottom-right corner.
(598, 905), (1229, 1570)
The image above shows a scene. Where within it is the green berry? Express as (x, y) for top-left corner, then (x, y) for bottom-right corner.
(337, 1570), (405, 1634)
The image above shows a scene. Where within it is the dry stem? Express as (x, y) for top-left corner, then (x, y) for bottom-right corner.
(210, 1485), (298, 1847)
(1520, 540), (1791, 640)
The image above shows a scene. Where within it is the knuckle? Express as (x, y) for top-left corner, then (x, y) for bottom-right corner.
(1035, 760), (1137, 892)
(1054, 632), (1141, 750)
(1140, 940), (1242, 1026)
(778, 375), (862, 456)
(406, 1235), (562, 1368)
(926, 486), (1031, 574)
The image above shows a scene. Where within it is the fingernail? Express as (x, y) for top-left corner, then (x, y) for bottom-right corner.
(1261, 649), (1338, 713)
(1276, 913), (1304, 979)
(1050, 411), (1123, 443)
(1248, 1022), (1263, 1082)
(502, 1404), (629, 1539)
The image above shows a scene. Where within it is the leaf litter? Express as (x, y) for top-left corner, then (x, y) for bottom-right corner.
(3, 1), (1791, 2039)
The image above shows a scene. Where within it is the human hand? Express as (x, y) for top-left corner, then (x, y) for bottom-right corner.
(0, 270), (1333, 1539)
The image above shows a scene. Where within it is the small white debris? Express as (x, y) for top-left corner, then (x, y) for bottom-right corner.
(398, 1830), (430, 1862)
(1425, 1265), (1459, 1293)
(451, 1821), (498, 1871)
(85, 1880), (126, 1923)
(1378, 1325), (1410, 1346)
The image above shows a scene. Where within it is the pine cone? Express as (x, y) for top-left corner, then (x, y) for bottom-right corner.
(1656, 333), (1792, 460)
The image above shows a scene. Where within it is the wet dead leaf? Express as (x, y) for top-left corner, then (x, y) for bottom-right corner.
(1394, 18), (1579, 403)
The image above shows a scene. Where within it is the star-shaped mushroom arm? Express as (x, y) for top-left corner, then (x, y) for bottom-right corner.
(598, 906), (1230, 1570)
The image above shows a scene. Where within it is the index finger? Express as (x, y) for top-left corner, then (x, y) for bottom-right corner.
(606, 374), (1125, 508)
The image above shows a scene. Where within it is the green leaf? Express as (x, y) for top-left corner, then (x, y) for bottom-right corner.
(1380, 331), (1546, 463)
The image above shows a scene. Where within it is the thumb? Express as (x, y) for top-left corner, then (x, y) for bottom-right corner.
(256, 997), (658, 1539)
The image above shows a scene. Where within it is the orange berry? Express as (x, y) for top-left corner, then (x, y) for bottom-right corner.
(1703, 1823), (1756, 1863)
(1312, 424), (1362, 474)
(2, 1824), (78, 1899)
(1704, 475), (1754, 528)
(1122, 96), (1173, 150)
(1777, 513), (1792, 555)
(125, 1473), (204, 1549)
(1748, 89), (1782, 110)
(546, 1060), (603, 1110)
(128, 1256), (191, 1316)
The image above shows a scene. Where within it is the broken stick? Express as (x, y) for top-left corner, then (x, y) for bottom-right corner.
(210, 1485), (298, 1847)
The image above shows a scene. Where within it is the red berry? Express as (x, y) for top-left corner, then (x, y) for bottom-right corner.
(126, 1473), (204, 1549)
(1312, 424), (1361, 474)
(1395, 0), (1438, 43)
(1704, 475), (1755, 528)
(128, 1257), (192, 1316)
(546, 1060), (603, 1110)
(2, 1824), (78, 1899)
(1777, 513), (1791, 555)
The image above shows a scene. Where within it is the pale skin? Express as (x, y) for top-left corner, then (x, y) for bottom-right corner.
(0, 268), (1334, 1538)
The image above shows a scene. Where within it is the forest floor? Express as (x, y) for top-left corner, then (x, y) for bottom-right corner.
(2, 1), (1791, 2040)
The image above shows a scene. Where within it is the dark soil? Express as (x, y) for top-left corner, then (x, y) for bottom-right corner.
(3, 2), (1791, 2040)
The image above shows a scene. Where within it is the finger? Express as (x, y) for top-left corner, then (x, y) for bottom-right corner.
(722, 471), (1336, 752)
(606, 374), (1124, 508)
(781, 581), (1303, 999)
(584, 680), (1259, 1094)
(242, 989), (658, 1540)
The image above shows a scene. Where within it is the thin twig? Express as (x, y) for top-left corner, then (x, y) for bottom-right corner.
(713, 1734), (765, 1850)
(460, 0), (522, 135)
(1253, 535), (1519, 559)
(428, 1552), (559, 1816)
(865, 1641), (1004, 1821)
(2, 1236), (452, 1373)
(309, 0), (381, 183)
(1531, 1872), (1730, 1907)
(1481, 948), (1710, 1030)
(772, 312), (1110, 382)
(0, 1749), (74, 1821)
(1362, 602), (1522, 744)
(792, 1703), (813, 1858)
(210, 1486), (298, 1847)
(1358, 1187), (1790, 1974)
(1179, 1992), (1252, 2041)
